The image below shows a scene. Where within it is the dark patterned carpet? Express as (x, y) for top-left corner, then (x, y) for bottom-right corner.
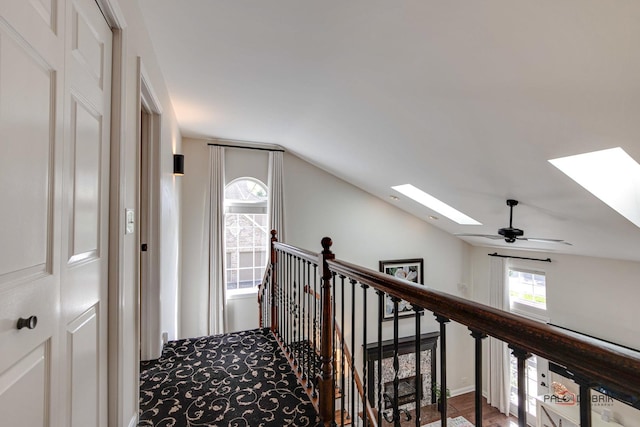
(139, 328), (320, 427)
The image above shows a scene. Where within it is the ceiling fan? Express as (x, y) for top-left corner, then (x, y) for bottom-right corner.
(456, 199), (572, 245)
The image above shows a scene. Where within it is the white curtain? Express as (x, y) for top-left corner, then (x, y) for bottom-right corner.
(487, 256), (510, 414)
(267, 151), (286, 242)
(208, 146), (226, 335)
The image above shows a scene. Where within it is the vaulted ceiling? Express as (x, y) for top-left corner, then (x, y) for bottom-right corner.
(139, 0), (640, 262)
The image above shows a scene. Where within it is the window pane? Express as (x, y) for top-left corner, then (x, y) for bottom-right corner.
(239, 251), (253, 265)
(255, 251), (266, 266)
(239, 268), (253, 283)
(225, 179), (268, 203)
(508, 269), (546, 309)
(226, 269), (238, 289)
(255, 214), (267, 226)
(224, 209), (268, 291)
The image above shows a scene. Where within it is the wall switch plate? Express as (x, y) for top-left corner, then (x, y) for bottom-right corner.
(125, 209), (135, 234)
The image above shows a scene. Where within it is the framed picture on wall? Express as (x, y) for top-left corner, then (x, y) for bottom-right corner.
(378, 258), (424, 320)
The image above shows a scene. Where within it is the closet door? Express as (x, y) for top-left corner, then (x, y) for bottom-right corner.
(0, 0), (65, 425)
(59, 0), (112, 425)
(0, 0), (113, 425)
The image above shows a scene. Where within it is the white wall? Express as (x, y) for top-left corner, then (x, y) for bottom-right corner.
(180, 142), (476, 394)
(284, 152), (475, 394)
(106, 1), (181, 425)
(470, 246), (640, 425)
(470, 246), (640, 350)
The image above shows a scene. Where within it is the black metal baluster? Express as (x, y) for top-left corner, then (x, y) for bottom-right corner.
(509, 346), (531, 427)
(470, 330), (487, 427)
(576, 375), (592, 427)
(301, 260), (307, 382)
(305, 261), (312, 389)
(298, 257), (303, 372)
(414, 305), (422, 427)
(294, 257), (299, 367)
(392, 297), (401, 427)
(289, 254), (294, 355)
(312, 264), (319, 398)
(277, 250), (282, 340)
(377, 290), (384, 427)
(317, 262), (323, 381)
(289, 254), (293, 353)
(435, 315), (450, 427)
(285, 253), (290, 354)
(331, 273), (337, 423)
(350, 279), (357, 427)
(284, 252), (288, 345)
(339, 275), (346, 425)
(361, 283), (369, 427)
(280, 250), (284, 341)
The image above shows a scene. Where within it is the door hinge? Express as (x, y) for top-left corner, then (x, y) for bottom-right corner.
(141, 243), (148, 252)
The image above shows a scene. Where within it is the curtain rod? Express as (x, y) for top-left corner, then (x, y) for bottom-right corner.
(207, 143), (285, 152)
(488, 252), (552, 263)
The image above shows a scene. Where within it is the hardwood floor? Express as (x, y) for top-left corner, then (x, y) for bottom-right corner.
(379, 392), (519, 427)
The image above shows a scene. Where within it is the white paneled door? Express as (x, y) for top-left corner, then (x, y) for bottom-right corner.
(0, 0), (112, 425)
(61, 0), (111, 425)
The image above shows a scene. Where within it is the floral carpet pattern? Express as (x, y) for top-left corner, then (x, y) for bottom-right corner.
(139, 328), (319, 426)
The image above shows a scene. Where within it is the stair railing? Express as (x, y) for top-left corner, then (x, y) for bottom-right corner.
(259, 231), (640, 427)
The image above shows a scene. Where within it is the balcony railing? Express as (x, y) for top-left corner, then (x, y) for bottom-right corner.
(258, 231), (640, 427)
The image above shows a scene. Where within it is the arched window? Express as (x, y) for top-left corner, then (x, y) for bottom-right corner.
(224, 178), (269, 293)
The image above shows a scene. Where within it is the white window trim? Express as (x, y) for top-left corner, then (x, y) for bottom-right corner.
(226, 287), (260, 299)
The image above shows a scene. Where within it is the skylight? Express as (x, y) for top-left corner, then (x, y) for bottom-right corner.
(391, 184), (481, 225)
(549, 147), (640, 228)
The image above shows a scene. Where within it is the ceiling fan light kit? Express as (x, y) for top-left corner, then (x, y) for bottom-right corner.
(497, 199), (524, 243)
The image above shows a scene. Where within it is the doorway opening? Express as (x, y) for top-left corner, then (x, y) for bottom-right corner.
(139, 64), (162, 361)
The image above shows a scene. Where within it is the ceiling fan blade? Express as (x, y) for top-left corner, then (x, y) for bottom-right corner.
(455, 233), (504, 240)
(518, 237), (573, 246)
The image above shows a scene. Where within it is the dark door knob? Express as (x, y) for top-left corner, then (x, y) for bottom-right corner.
(17, 316), (38, 330)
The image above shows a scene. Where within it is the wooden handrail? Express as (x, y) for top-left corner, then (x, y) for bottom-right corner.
(273, 241), (319, 264)
(327, 257), (640, 399)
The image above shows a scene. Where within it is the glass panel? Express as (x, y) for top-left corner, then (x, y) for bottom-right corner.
(239, 268), (253, 288)
(239, 251), (253, 265)
(224, 209), (268, 291)
(226, 269), (238, 289)
(225, 178), (268, 203)
(508, 269), (546, 309)
(510, 354), (538, 418)
(254, 251), (266, 265)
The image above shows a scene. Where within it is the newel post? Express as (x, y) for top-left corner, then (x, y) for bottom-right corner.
(270, 230), (278, 333)
(318, 237), (335, 426)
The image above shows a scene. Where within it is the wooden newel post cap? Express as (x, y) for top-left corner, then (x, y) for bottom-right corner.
(270, 230), (277, 239)
(321, 237), (332, 253)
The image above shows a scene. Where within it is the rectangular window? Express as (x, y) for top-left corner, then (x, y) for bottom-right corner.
(225, 213), (268, 292)
(508, 268), (546, 310)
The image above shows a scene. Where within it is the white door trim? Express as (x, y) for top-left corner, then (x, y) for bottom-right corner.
(92, 0), (131, 426)
(138, 58), (163, 361)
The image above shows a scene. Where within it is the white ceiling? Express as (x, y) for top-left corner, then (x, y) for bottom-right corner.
(139, 0), (640, 262)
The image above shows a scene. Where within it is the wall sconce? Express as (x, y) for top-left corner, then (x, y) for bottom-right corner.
(173, 154), (184, 176)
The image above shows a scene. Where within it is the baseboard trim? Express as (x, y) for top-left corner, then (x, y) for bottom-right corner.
(451, 385), (476, 397)
(127, 413), (138, 427)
